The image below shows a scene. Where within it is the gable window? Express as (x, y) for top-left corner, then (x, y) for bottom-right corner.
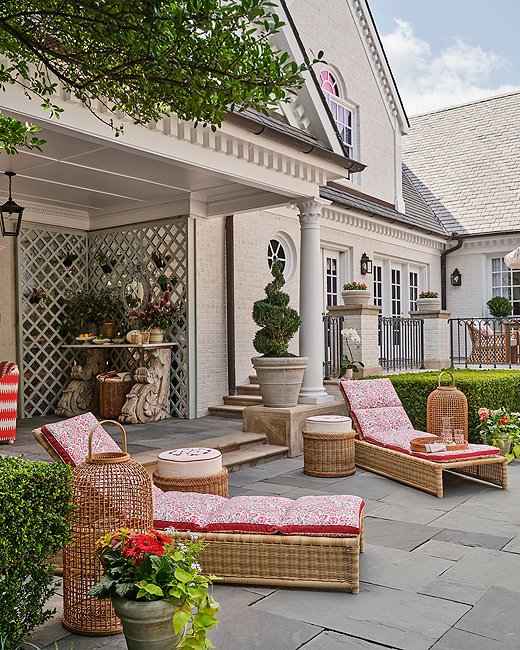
(319, 69), (356, 160)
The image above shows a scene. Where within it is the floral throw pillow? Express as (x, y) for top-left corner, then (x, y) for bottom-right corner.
(205, 495), (292, 534)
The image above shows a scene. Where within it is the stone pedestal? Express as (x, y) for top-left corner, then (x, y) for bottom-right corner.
(242, 401), (347, 457)
(327, 304), (383, 377)
(410, 309), (451, 369)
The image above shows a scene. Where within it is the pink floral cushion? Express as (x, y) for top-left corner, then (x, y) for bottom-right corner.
(354, 406), (412, 437)
(153, 491), (227, 531)
(205, 495), (292, 534)
(340, 378), (401, 410)
(279, 495), (364, 536)
(41, 412), (121, 466)
(363, 428), (501, 462)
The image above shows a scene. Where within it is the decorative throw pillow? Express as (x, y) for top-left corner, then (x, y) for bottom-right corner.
(205, 495), (292, 534)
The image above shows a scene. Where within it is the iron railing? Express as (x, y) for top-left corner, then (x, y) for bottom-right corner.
(378, 316), (424, 372)
(449, 317), (520, 367)
(323, 313), (344, 379)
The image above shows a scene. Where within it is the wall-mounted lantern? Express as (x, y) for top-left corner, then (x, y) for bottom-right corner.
(360, 252), (373, 275)
(450, 268), (462, 287)
(0, 172), (25, 237)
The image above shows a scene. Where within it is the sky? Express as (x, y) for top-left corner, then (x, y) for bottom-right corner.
(368, 0), (520, 115)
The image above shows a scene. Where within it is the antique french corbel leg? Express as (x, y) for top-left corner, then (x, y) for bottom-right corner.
(55, 349), (107, 417)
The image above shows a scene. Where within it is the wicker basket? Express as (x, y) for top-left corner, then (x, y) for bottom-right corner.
(62, 421), (153, 635)
(303, 430), (356, 477)
(426, 371), (468, 441)
(153, 466), (229, 497)
(97, 373), (132, 419)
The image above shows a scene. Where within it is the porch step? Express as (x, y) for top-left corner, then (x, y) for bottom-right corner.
(207, 404), (246, 419)
(133, 431), (288, 474)
(236, 384), (261, 396)
(223, 394), (263, 407)
(248, 374), (259, 384)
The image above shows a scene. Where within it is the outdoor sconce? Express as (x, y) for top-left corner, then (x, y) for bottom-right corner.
(450, 268), (462, 287)
(0, 172), (25, 237)
(360, 252), (373, 275)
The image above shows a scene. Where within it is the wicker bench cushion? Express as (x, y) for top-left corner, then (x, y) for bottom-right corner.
(154, 492), (364, 537)
(41, 412), (121, 465)
(364, 428), (500, 462)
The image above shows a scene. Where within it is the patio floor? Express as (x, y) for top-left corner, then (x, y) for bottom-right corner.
(7, 415), (520, 649)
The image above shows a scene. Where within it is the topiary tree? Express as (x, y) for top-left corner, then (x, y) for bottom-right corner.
(252, 260), (301, 356)
(486, 296), (513, 317)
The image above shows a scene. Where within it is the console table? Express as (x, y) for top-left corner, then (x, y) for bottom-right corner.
(56, 343), (176, 423)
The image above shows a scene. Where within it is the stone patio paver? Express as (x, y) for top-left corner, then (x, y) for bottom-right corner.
(432, 628), (514, 650)
(370, 501), (445, 525)
(432, 527), (513, 550)
(418, 579), (489, 606)
(440, 546), (520, 592)
(413, 538), (470, 561)
(363, 517), (443, 551)
(454, 587), (520, 645)
(300, 630), (389, 648)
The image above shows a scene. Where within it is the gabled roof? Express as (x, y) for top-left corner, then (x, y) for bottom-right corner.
(321, 179), (447, 236)
(402, 91), (520, 235)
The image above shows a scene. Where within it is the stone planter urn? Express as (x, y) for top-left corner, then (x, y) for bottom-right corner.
(341, 289), (371, 306)
(417, 298), (441, 312)
(112, 597), (183, 650)
(149, 328), (165, 343)
(251, 356), (308, 408)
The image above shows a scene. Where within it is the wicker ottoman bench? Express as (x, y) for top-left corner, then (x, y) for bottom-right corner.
(33, 413), (364, 593)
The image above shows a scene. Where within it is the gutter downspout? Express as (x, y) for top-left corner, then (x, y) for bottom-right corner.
(225, 215), (236, 396)
(440, 233), (464, 310)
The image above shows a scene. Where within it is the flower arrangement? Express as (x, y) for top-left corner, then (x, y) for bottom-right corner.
(478, 407), (520, 462)
(339, 328), (365, 375)
(343, 281), (367, 291)
(419, 291), (439, 299)
(90, 528), (219, 649)
(129, 292), (180, 331)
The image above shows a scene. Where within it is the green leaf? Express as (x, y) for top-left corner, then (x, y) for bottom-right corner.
(174, 567), (193, 583)
(172, 608), (192, 634)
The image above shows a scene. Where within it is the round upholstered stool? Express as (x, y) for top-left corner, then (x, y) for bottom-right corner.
(153, 447), (229, 497)
(302, 415), (356, 478)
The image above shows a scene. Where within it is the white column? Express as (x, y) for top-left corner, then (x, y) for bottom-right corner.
(297, 199), (333, 404)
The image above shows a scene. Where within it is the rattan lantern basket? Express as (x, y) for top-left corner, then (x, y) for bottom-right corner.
(62, 420), (153, 636)
(427, 371), (468, 441)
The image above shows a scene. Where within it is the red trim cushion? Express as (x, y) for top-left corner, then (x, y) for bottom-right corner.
(279, 496), (364, 536)
(41, 413), (121, 466)
(205, 495), (292, 534)
(153, 491), (228, 531)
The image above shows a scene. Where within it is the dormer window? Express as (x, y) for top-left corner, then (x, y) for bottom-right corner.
(319, 69), (356, 160)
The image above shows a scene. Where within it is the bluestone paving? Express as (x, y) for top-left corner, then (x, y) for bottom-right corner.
(13, 416), (520, 649)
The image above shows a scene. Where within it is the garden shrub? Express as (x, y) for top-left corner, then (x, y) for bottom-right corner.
(363, 369), (520, 443)
(0, 457), (73, 649)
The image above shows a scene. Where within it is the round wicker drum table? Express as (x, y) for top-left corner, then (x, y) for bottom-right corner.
(303, 415), (356, 478)
(153, 447), (229, 497)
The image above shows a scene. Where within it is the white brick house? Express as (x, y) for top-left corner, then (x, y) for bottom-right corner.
(0, 0), (468, 419)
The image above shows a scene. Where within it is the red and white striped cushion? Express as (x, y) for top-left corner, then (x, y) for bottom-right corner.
(0, 362), (18, 443)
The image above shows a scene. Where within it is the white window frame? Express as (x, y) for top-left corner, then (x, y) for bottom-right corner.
(490, 256), (520, 316)
(322, 247), (349, 310)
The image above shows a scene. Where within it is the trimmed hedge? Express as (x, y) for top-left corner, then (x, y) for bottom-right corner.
(363, 370), (520, 443)
(0, 457), (73, 649)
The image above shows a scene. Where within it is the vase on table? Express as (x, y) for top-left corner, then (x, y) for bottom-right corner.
(149, 328), (165, 343)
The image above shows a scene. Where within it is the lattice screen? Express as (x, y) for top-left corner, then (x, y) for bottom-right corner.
(19, 218), (189, 418)
(18, 226), (88, 416)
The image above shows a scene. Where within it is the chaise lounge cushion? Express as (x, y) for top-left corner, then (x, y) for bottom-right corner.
(280, 495), (364, 536)
(205, 495), (292, 534)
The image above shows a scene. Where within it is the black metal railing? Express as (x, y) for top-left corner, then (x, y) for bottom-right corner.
(323, 313), (344, 379)
(449, 317), (520, 367)
(378, 316), (424, 372)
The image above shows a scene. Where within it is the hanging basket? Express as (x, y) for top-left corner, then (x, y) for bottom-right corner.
(62, 420), (153, 636)
(426, 371), (468, 441)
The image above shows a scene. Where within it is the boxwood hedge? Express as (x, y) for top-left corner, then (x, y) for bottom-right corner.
(363, 369), (520, 443)
(0, 457), (73, 649)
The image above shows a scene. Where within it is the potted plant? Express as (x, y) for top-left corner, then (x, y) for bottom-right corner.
(486, 296), (512, 318)
(341, 281), (371, 306)
(28, 288), (49, 305)
(251, 260), (307, 407)
(478, 407), (520, 462)
(90, 528), (219, 650)
(157, 274), (177, 292)
(417, 290), (441, 312)
(97, 253), (117, 275)
(339, 328), (364, 380)
(152, 252), (171, 269)
(63, 288), (123, 337)
(63, 251), (78, 268)
(129, 292), (180, 342)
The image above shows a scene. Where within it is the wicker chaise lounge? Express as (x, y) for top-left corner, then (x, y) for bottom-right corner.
(33, 413), (363, 592)
(340, 378), (508, 498)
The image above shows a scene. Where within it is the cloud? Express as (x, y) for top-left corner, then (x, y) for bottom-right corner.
(381, 19), (520, 114)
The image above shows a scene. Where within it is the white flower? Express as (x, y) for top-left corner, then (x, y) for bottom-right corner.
(341, 328), (361, 346)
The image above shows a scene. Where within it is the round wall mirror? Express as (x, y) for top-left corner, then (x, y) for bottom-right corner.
(122, 277), (150, 310)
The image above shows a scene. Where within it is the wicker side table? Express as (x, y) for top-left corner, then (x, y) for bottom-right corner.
(153, 466), (229, 497)
(303, 430), (356, 478)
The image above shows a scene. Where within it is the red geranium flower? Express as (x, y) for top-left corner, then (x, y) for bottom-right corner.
(499, 416), (509, 425)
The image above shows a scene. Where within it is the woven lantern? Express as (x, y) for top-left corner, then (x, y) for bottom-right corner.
(427, 371), (468, 441)
(62, 420), (153, 635)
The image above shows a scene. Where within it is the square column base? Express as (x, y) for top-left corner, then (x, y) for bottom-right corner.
(242, 401), (348, 457)
(298, 393), (335, 405)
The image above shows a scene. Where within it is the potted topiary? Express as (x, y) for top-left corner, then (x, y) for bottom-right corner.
(251, 260), (307, 408)
(417, 290), (441, 312)
(486, 296), (512, 318)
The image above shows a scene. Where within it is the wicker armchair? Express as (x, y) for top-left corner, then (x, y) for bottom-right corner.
(466, 322), (515, 364)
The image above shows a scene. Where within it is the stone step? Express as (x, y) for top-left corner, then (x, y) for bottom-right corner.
(223, 394), (263, 407)
(248, 374), (259, 385)
(223, 443), (289, 472)
(207, 404), (246, 419)
(236, 384), (261, 396)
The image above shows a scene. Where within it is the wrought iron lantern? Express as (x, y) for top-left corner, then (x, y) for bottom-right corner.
(360, 252), (373, 275)
(0, 172), (24, 237)
(450, 268), (462, 287)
